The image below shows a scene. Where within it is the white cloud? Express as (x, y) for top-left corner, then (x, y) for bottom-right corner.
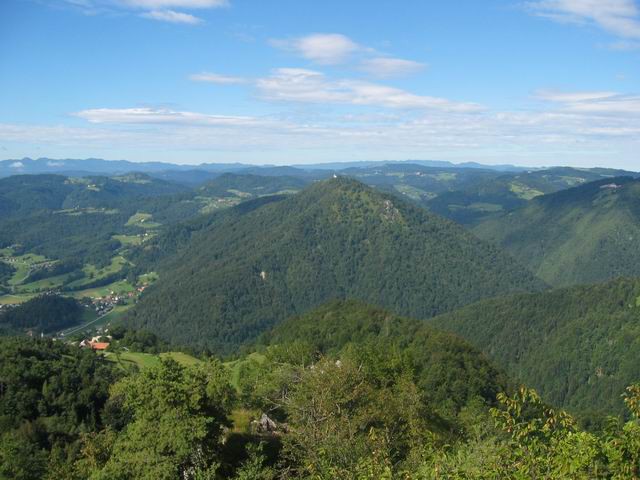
(189, 72), (247, 84)
(359, 57), (426, 78)
(120, 0), (228, 8)
(528, 0), (640, 39)
(140, 9), (202, 23)
(74, 107), (264, 126)
(271, 33), (360, 65)
(256, 68), (482, 112)
(10, 161), (24, 169)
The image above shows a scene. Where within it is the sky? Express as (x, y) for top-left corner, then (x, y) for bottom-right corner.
(0, 0), (639, 168)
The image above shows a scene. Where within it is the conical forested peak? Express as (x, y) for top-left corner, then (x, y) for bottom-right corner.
(127, 175), (543, 353)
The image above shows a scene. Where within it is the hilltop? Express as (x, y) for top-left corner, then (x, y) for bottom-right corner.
(126, 177), (544, 352)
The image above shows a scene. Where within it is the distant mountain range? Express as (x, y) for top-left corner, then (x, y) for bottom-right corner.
(0, 157), (538, 180)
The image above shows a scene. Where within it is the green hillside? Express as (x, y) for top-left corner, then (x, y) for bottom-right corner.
(430, 277), (640, 416)
(126, 177), (544, 352)
(426, 167), (636, 225)
(473, 176), (640, 286)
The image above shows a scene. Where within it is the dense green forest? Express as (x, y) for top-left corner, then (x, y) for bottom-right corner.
(2, 302), (639, 479)
(0, 294), (83, 333)
(473, 177), (640, 286)
(0, 337), (121, 479)
(126, 177), (543, 352)
(430, 277), (640, 418)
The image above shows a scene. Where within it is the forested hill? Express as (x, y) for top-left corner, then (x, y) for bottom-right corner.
(0, 173), (186, 217)
(430, 277), (640, 417)
(426, 166), (638, 225)
(259, 300), (509, 414)
(126, 177), (544, 353)
(473, 176), (640, 286)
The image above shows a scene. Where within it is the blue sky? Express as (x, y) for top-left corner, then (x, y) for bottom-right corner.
(1, 0), (639, 168)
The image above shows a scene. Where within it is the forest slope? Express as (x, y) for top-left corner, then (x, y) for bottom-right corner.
(430, 277), (640, 416)
(473, 176), (640, 286)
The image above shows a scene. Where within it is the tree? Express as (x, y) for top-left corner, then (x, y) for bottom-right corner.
(84, 358), (235, 480)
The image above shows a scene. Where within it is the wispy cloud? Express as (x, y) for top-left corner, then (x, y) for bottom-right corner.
(359, 57), (426, 78)
(74, 107), (264, 126)
(62, 0), (228, 24)
(527, 0), (640, 40)
(536, 89), (640, 115)
(189, 72), (248, 84)
(256, 68), (481, 112)
(535, 90), (619, 102)
(140, 9), (202, 24)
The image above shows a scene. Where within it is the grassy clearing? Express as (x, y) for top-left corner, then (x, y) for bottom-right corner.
(0, 293), (37, 305)
(138, 272), (158, 284)
(394, 184), (433, 201)
(69, 280), (135, 299)
(126, 212), (161, 229)
(55, 207), (119, 216)
(196, 195), (241, 214)
(159, 351), (202, 366)
(3, 253), (50, 286)
(112, 234), (144, 246)
(225, 352), (266, 390)
(65, 256), (128, 291)
(19, 272), (73, 293)
(509, 182), (544, 200)
(102, 350), (201, 371)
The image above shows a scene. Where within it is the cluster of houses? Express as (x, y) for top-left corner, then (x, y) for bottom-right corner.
(90, 291), (130, 315)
